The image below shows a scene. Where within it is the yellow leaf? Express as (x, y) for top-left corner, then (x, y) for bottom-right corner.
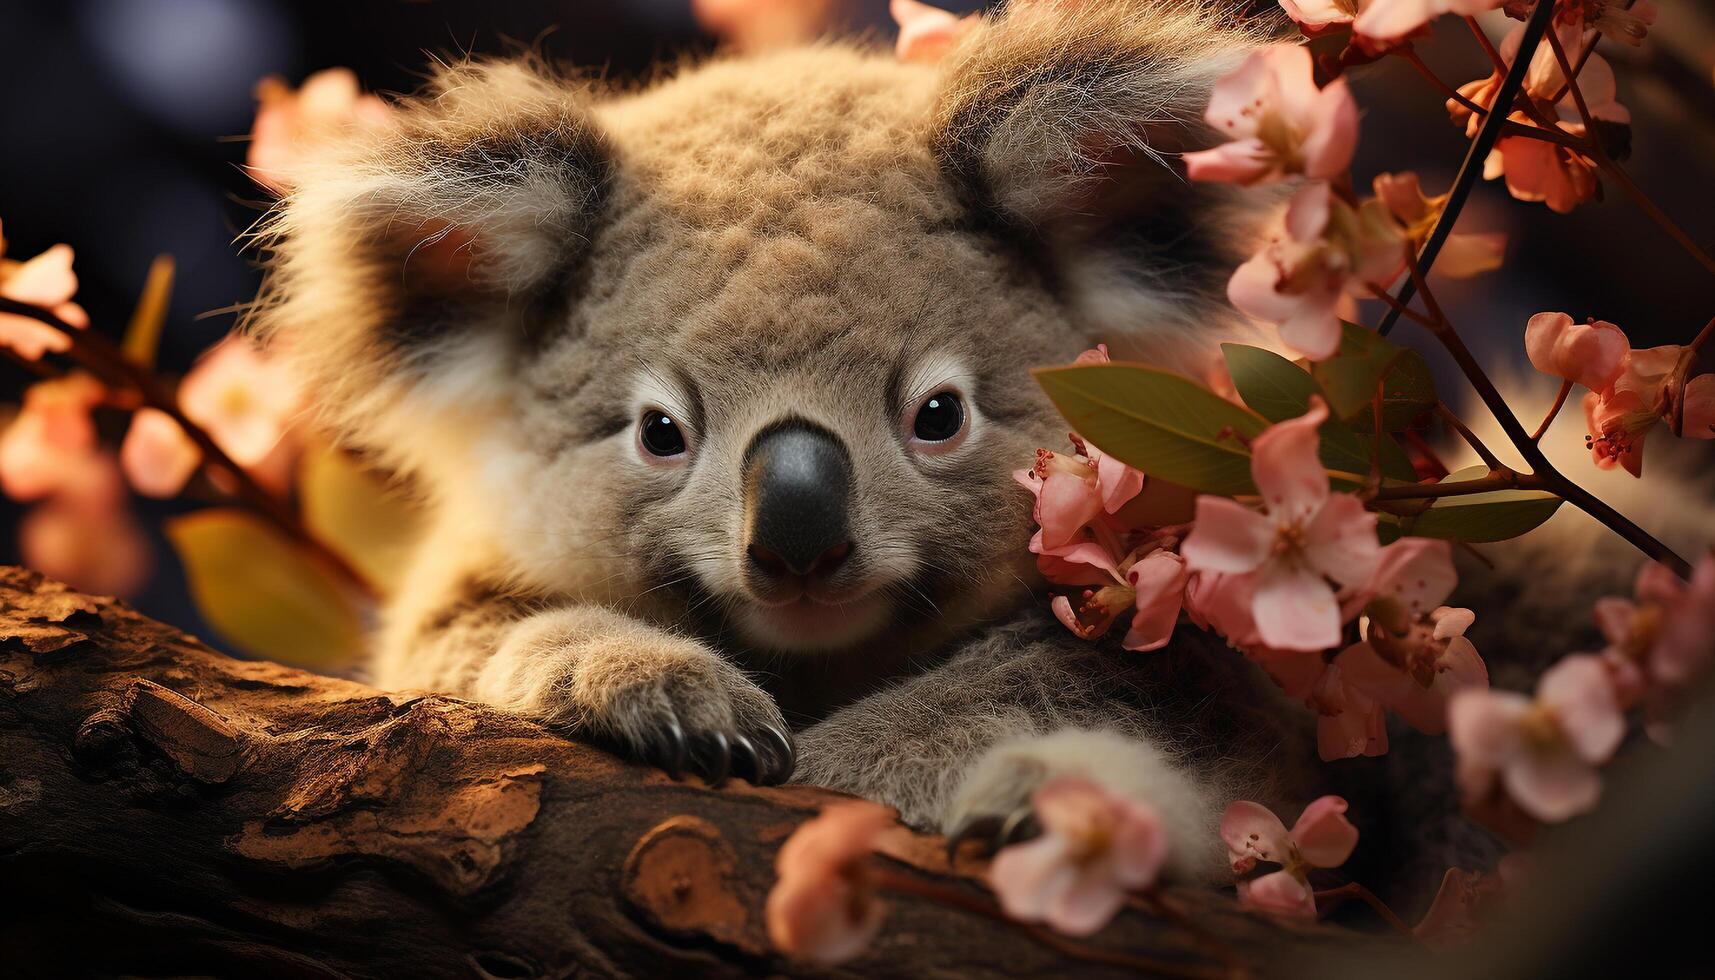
(122, 255), (175, 370)
(166, 509), (365, 667)
(299, 443), (422, 596)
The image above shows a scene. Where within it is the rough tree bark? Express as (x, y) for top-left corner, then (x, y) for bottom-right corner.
(0, 567), (1384, 978)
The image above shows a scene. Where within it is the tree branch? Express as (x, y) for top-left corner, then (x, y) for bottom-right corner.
(0, 567), (1389, 978)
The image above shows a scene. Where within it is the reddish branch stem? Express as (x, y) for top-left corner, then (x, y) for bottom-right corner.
(1532, 380), (1575, 442)
(0, 296), (378, 600)
(1397, 260), (1692, 578)
(1544, 27), (1715, 278)
(1312, 883), (1417, 939)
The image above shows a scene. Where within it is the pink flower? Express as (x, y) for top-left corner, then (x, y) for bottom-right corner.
(1373, 172), (1504, 280)
(1338, 606), (1488, 735)
(1120, 550), (1189, 651)
(990, 777), (1170, 937)
(1524, 312), (1628, 392)
(1181, 397), (1381, 651)
(19, 455), (152, 599)
(1451, 21), (1626, 214)
(1352, 0), (1505, 42)
(1277, 0), (1376, 37)
(1221, 796), (1358, 918)
(1596, 556), (1715, 741)
(1048, 548), (1186, 651)
(890, 0), (977, 64)
(1226, 182), (1406, 360)
(1340, 537), (1458, 622)
(1580, 344), (1711, 476)
(1448, 655), (1624, 823)
(0, 375), (106, 502)
(1070, 346), (1149, 512)
(1184, 45), (1358, 186)
(178, 335), (301, 468)
(765, 801), (893, 964)
(1650, 555), (1715, 707)
(248, 68), (392, 194)
(1308, 663), (1389, 760)
(0, 222), (90, 360)
(694, 0), (838, 52)
(1018, 448), (1105, 552)
(120, 407), (203, 499)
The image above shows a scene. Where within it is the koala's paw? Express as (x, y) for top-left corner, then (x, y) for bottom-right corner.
(942, 729), (1221, 881)
(481, 623), (794, 785)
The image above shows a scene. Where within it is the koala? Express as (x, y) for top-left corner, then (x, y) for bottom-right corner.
(250, 0), (1340, 884)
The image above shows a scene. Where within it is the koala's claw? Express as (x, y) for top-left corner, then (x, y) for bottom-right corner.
(945, 804), (1040, 862)
(641, 713), (688, 778)
(730, 732), (761, 783)
(759, 723), (797, 785)
(697, 730), (733, 788)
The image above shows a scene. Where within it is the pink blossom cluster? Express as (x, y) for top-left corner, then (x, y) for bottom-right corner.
(1021, 351), (1490, 762)
(1524, 312), (1715, 476)
(0, 223), (304, 597)
(1221, 796), (1358, 917)
(1445, 555), (1714, 835)
(1447, 11), (1649, 214)
(1183, 42), (1511, 360)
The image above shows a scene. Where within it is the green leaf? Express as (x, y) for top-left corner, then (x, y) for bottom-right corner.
(1033, 363), (1266, 495)
(1223, 344), (1322, 423)
(122, 255), (175, 370)
(166, 509), (365, 667)
(1311, 321), (1406, 422)
(1321, 424), (1420, 486)
(1222, 344), (1415, 484)
(1373, 349), (1438, 432)
(1403, 465), (1564, 543)
(299, 444), (423, 596)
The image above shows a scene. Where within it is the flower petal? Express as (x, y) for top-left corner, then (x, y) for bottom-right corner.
(1181, 497), (1275, 574)
(1251, 398), (1332, 523)
(1447, 689), (1529, 769)
(1289, 795), (1359, 868)
(1502, 745), (1603, 823)
(1538, 655), (1624, 764)
(1252, 560), (1342, 652)
(1220, 800), (1290, 872)
(1302, 493), (1380, 588)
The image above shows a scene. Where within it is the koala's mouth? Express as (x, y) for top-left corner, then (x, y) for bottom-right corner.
(733, 588), (895, 653)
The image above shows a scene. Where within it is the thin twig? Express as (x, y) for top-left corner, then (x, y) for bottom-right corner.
(0, 296), (378, 600)
(1371, 469), (1539, 502)
(1434, 404), (1503, 471)
(1531, 380), (1575, 442)
(1313, 883), (1417, 940)
(1378, 0), (1559, 338)
(1401, 262), (1693, 578)
(1545, 27), (1715, 277)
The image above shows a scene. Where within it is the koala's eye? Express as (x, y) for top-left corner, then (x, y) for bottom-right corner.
(912, 391), (965, 443)
(639, 410), (687, 457)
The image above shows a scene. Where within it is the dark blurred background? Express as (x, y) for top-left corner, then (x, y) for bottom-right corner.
(0, 0), (1710, 645)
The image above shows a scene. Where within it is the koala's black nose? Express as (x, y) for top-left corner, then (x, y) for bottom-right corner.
(743, 421), (854, 580)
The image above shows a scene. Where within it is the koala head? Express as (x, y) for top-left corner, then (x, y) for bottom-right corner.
(252, 1), (1270, 656)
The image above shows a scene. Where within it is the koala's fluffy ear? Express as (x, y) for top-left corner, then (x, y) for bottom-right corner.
(929, 1), (1274, 356)
(250, 60), (609, 444)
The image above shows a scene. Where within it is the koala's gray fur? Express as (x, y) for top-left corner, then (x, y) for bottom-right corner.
(249, 0), (1662, 888)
